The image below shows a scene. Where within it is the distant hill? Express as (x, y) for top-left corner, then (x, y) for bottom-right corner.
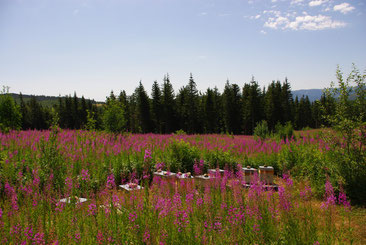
(292, 89), (324, 102)
(292, 87), (359, 102)
(7, 93), (104, 107)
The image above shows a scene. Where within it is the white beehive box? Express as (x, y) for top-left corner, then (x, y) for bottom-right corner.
(119, 183), (143, 191)
(259, 166), (274, 184)
(242, 166), (257, 184)
(208, 169), (225, 176)
(59, 196), (88, 204)
(153, 170), (176, 179)
(176, 172), (193, 179)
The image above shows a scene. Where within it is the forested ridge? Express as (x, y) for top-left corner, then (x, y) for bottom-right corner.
(1, 75), (338, 134)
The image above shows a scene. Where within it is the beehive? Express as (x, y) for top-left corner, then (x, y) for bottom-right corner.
(242, 166), (257, 184)
(208, 168), (225, 176)
(258, 166), (274, 184)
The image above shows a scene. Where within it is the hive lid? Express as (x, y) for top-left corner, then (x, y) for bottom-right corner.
(259, 166), (274, 170)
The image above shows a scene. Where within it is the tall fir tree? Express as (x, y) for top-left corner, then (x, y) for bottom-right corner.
(151, 81), (162, 133)
(136, 81), (152, 133)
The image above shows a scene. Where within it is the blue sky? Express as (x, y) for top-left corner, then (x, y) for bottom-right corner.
(0, 0), (365, 101)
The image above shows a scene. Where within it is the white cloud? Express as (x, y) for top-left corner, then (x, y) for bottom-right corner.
(264, 16), (289, 29)
(260, 30), (267, 34)
(271, 0), (278, 2)
(291, 0), (304, 5)
(255, 14), (261, 19)
(263, 10), (281, 17)
(73, 9), (79, 16)
(309, 0), (328, 7)
(264, 14), (346, 31)
(333, 3), (355, 14)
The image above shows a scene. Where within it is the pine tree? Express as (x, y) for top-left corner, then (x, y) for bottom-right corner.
(223, 81), (242, 134)
(118, 90), (130, 132)
(151, 81), (162, 133)
(80, 96), (87, 128)
(73, 92), (80, 129)
(136, 81), (152, 133)
(242, 78), (263, 135)
(19, 93), (30, 129)
(161, 75), (177, 133)
(203, 88), (216, 133)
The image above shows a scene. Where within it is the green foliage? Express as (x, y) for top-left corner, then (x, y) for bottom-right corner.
(204, 149), (237, 170)
(174, 129), (186, 135)
(274, 121), (294, 140)
(39, 128), (66, 192)
(322, 64), (366, 205)
(103, 99), (126, 133)
(253, 120), (270, 141)
(0, 86), (22, 131)
(86, 109), (97, 131)
(167, 139), (200, 173)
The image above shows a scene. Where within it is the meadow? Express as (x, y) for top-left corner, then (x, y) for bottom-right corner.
(0, 129), (364, 244)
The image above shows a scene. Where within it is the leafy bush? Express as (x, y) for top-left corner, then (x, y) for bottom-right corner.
(321, 64), (366, 205)
(275, 121), (294, 141)
(253, 120), (270, 141)
(103, 100), (126, 133)
(167, 139), (200, 172)
(204, 149), (238, 170)
(0, 86), (22, 131)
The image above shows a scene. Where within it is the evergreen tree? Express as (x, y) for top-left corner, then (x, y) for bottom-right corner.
(73, 92), (80, 129)
(80, 96), (87, 128)
(118, 90), (130, 132)
(151, 81), (162, 133)
(186, 74), (201, 133)
(264, 82), (276, 131)
(19, 93), (30, 129)
(281, 78), (294, 124)
(203, 88), (216, 133)
(242, 78), (263, 135)
(136, 81), (152, 133)
(161, 75), (177, 133)
(28, 96), (45, 129)
(223, 81), (242, 134)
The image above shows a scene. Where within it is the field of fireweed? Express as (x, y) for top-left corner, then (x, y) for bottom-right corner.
(0, 129), (361, 244)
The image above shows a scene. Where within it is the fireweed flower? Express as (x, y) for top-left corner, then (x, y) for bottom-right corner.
(33, 232), (45, 245)
(106, 173), (116, 189)
(74, 232), (81, 242)
(81, 169), (90, 182)
(55, 201), (65, 213)
(23, 226), (33, 240)
(338, 190), (351, 211)
(88, 203), (97, 216)
(96, 231), (104, 244)
(144, 149), (152, 161)
(321, 180), (336, 209)
(155, 162), (165, 170)
(278, 186), (292, 212)
(65, 177), (73, 191)
(300, 185), (312, 201)
(282, 173), (293, 187)
(143, 230), (150, 243)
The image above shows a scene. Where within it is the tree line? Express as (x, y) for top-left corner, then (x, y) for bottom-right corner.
(1, 75), (339, 134)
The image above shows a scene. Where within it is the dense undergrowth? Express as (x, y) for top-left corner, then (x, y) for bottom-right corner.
(0, 129), (365, 244)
